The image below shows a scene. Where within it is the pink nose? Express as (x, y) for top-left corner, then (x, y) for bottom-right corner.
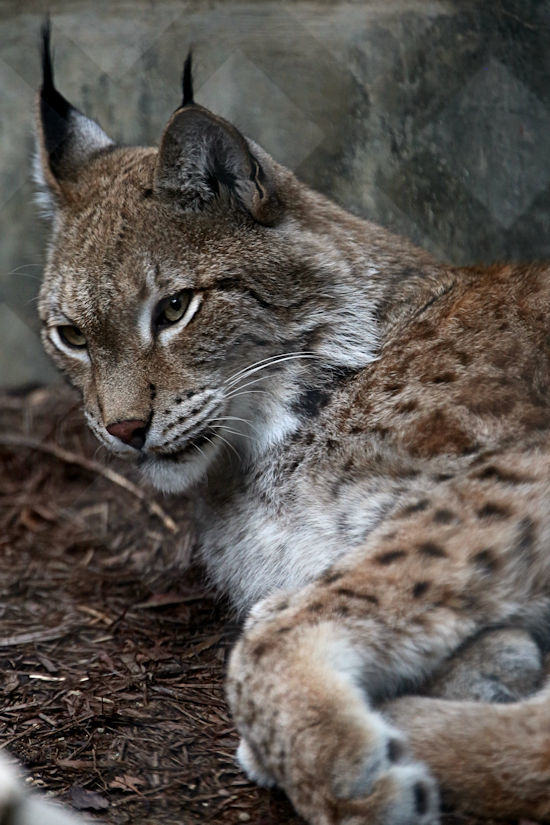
(106, 419), (148, 449)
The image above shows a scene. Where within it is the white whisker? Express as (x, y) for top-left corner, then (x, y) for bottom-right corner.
(210, 424), (257, 442)
(224, 352), (319, 390)
(208, 415), (262, 435)
(191, 441), (208, 461)
(207, 429), (241, 461)
(225, 373), (284, 397)
(224, 351), (313, 386)
(223, 389), (271, 402)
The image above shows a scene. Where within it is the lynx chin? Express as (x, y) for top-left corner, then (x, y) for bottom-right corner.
(35, 21), (550, 825)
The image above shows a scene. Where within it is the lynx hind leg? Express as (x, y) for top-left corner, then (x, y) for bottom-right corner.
(229, 614), (439, 825)
(426, 627), (543, 703)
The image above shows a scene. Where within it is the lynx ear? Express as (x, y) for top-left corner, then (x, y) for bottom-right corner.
(154, 54), (282, 226)
(35, 18), (114, 214)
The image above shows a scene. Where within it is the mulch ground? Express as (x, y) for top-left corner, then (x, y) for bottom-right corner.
(0, 386), (513, 825)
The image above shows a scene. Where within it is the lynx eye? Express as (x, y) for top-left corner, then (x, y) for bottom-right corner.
(154, 291), (192, 330)
(58, 325), (87, 349)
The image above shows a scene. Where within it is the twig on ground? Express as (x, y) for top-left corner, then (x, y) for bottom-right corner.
(0, 435), (178, 534)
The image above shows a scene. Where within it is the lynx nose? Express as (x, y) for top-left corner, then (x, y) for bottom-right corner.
(106, 419), (148, 449)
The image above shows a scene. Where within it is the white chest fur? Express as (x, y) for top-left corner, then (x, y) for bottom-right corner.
(194, 449), (399, 614)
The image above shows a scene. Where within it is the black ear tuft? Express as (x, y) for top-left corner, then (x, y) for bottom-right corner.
(40, 15), (74, 167)
(35, 17), (115, 209)
(41, 16), (54, 95)
(181, 51), (194, 108)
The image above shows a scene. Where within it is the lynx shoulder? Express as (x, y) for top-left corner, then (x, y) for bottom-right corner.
(35, 22), (550, 825)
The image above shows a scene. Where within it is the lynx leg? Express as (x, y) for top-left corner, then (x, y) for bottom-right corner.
(384, 675), (550, 820)
(228, 612), (441, 825)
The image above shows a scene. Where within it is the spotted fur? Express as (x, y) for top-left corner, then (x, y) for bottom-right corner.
(35, 29), (550, 825)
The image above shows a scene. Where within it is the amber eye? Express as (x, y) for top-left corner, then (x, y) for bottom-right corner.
(154, 291), (191, 329)
(58, 325), (87, 349)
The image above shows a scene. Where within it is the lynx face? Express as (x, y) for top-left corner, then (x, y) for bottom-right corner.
(39, 148), (305, 491)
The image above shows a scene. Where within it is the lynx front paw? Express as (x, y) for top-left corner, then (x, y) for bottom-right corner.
(296, 711), (440, 825)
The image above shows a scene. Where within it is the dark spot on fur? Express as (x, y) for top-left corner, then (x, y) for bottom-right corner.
(433, 508), (455, 525)
(343, 458), (354, 473)
(376, 549), (407, 565)
(397, 400), (418, 413)
(418, 542), (446, 559)
(455, 350), (471, 366)
(400, 499), (430, 516)
(477, 502), (511, 520)
(322, 570), (344, 585)
(413, 321), (436, 340)
(304, 433), (315, 446)
(473, 548), (498, 574)
(337, 605), (350, 617)
(149, 383), (156, 400)
(387, 739), (404, 763)
(251, 641), (275, 659)
(175, 397), (182, 404)
(384, 383), (404, 396)
(142, 187), (153, 198)
(414, 783), (429, 815)
(412, 581), (430, 598)
(475, 465), (531, 485)
(275, 600), (289, 612)
(277, 626), (292, 635)
(336, 588), (378, 605)
(292, 387), (331, 418)
(433, 372), (456, 384)
(186, 389), (195, 398)
(434, 472), (454, 482)
(306, 601), (324, 613)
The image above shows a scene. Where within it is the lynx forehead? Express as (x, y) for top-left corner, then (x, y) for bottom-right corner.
(36, 20), (550, 825)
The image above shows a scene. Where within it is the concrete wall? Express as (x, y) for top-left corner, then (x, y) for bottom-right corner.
(1, 0), (549, 386)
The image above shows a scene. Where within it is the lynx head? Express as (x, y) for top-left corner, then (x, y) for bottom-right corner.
(35, 22), (379, 492)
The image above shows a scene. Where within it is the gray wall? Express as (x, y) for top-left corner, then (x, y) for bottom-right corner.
(1, 0), (549, 387)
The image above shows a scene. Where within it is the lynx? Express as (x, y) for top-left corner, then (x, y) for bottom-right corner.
(34, 22), (550, 825)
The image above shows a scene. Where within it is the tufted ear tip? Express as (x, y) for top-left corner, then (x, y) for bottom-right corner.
(180, 50), (194, 108)
(35, 17), (115, 213)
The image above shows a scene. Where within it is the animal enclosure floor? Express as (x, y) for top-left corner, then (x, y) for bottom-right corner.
(0, 387), (516, 825)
